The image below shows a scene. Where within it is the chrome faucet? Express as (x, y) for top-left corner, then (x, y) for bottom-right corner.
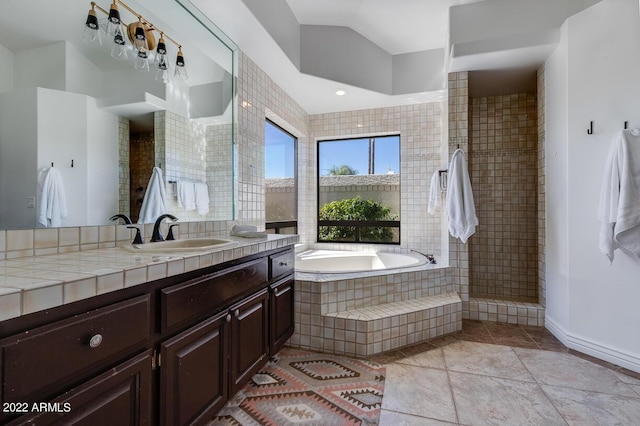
(151, 214), (178, 242)
(110, 214), (132, 224)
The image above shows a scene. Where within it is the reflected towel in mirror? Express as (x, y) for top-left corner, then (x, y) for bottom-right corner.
(194, 182), (210, 215)
(138, 167), (167, 224)
(38, 167), (68, 228)
(177, 180), (196, 211)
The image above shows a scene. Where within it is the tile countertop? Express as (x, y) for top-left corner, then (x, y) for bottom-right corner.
(0, 234), (298, 322)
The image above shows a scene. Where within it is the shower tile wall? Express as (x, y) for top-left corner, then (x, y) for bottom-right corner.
(469, 93), (538, 301)
(129, 134), (155, 223)
(448, 71), (470, 305)
(118, 118), (130, 218)
(537, 65), (547, 307)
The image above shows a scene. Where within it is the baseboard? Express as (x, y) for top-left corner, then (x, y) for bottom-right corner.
(545, 316), (640, 373)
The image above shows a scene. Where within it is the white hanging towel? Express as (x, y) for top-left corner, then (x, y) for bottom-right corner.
(446, 149), (478, 243)
(598, 129), (640, 263)
(138, 167), (167, 224)
(194, 182), (210, 215)
(176, 181), (196, 211)
(38, 167), (68, 228)
(428, 171), (441, 215)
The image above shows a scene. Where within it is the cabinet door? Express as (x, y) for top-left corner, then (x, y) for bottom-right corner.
(7, 350), (153, 426)
(229, 288), (269, 395)
(160, 311), (229, 426)
(270, 277), (295, 354)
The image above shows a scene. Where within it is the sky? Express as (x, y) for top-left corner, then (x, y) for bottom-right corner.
(265, 121), (400, 178)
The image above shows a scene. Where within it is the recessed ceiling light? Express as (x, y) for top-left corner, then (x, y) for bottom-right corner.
(335, 90), (346, 96)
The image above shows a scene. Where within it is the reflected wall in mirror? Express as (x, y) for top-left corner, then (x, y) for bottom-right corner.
(0, 0), (236, 230)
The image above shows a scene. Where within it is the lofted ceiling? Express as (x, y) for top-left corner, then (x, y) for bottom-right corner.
(0, 0), (601, 116)
(284, 0), (484, 55)
(192, 0), (599, 114)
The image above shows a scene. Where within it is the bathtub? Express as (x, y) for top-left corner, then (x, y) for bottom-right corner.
(295, 249), (428, 274)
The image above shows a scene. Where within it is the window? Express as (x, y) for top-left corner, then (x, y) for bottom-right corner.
(317, 135), (400, 243)
(265, 120), (297, 234)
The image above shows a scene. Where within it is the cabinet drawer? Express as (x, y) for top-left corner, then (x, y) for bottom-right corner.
(161, 258), (268, 332)
(1, 295), (151, 404)
(270, 250), (294, 280)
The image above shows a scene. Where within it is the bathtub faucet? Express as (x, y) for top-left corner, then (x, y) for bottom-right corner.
(426, 254), (436, 264)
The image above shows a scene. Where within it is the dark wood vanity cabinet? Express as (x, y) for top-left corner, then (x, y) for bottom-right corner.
(160, 311), (230, 426)
(0, 246), (295, 426)
(269, 277), (295, 355)
(229, 288), (270, 395)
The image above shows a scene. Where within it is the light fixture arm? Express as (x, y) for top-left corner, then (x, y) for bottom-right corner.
(89, 0), (182, 50)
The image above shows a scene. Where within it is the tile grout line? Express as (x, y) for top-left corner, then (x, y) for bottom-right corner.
(441, 345), (462, 426)
(511, 346), (571, 426)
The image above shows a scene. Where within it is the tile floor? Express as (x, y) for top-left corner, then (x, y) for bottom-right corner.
(371, 320), (640, 425)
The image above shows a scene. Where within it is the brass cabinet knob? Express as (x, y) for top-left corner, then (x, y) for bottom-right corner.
(234, 309), (240, 318)
(226, 314), (231, 323)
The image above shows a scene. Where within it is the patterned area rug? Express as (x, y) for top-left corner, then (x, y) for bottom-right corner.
(208, 347), (386, 425)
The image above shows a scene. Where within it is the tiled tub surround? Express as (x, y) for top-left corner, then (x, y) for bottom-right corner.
(290, 265), (461, 357)
(0, 230), (297, 321)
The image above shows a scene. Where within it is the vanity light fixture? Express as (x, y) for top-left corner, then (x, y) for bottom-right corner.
(83, 0), (187, 82)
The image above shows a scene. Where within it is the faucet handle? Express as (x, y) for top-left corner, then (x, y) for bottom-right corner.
(127, 226), (144, 245)
(167, 224), (179, 241)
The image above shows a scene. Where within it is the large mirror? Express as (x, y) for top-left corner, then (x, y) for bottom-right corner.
(0, 0), (236, 230)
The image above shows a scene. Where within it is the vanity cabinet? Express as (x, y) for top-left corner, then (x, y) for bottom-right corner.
(229, 288), (270, 395)
(269, 277), (295, 355)
(160, 311), (229, 426)
(0, 245), (295, 426)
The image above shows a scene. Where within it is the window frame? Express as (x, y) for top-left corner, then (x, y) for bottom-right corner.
(316, 135), (401, 244)
(265, 119), (298, 235)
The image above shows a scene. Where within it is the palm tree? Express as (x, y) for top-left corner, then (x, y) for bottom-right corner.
(328, 164), (358, 175)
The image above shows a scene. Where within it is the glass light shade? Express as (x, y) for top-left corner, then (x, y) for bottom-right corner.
(110, 24), (129, 60)
(134, 51), (150, 72)
(134, 22), (146, 52)
(174, 49), (188, 80)
(105, 2), (121, 37)
(82, 9), (102, 47)
(156, 68), (170, 84)
(155, 53), (169, 83)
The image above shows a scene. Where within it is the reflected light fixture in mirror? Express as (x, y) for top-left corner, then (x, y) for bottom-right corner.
(82, 3), (102, 47)
(82, 0), (188, 82)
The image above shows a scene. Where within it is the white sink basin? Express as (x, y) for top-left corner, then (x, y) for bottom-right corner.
(120, 238), (238, 253)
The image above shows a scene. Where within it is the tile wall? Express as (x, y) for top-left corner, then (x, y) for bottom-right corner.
(468, 93), (538, 300)
(237, 52), (310, 230)
(537, 65), (547, 307)
(308, 103), (444, 255)
(448, 71), (546, 326)
(118, 118), (130, 218)
(448, 72), (470, 308)
(129, 134), (155, 223)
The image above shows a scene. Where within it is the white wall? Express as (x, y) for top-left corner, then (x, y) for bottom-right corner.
(37, 88), (88, 227)
(0, 89), (38, 229)
(545, 0), (640, 372)
(86, 97), (119, 225)
(0, 44), (13, 94)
